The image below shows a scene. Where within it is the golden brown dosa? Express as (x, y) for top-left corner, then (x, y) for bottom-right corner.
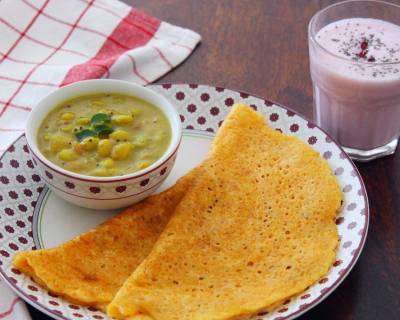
(13, 171), (195, 310)
(107, 104), (342, 319)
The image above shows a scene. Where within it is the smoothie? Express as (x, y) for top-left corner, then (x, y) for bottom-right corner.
(309, 18), (400, 150)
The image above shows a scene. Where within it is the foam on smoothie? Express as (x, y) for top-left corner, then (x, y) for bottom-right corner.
(316, 18), (400, 79)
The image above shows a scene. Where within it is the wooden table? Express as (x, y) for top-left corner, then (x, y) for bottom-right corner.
(30, 1), (400, 319)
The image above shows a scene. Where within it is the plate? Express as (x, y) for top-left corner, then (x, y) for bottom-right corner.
(0, 84), (369, 320)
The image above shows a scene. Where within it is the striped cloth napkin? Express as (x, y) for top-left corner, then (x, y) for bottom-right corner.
(0, 0), (201, 153)
(0, 0), (201, 318)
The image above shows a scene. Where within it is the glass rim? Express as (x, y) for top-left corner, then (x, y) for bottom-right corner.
(308, 0), (400, 66)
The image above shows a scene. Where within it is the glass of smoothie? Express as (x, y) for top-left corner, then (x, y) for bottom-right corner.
(308, 0), (400, 161)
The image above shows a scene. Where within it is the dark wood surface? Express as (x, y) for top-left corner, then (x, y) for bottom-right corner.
(30, 1), (400, 319)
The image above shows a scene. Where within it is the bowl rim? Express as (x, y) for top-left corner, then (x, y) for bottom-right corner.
(25, 79), (182, 182)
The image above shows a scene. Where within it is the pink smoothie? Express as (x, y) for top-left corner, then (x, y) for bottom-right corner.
(309, 18), (400, 150)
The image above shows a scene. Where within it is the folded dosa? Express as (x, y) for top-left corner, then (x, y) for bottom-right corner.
(13, 171), (195, 310)
(107, 104), (342, 319)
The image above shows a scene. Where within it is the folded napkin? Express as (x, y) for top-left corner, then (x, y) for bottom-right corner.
(0, 0), (200, 318)
(0, 0), (201, 152)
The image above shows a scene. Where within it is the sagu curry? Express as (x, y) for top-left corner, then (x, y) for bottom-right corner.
(37, 94), (171, 177)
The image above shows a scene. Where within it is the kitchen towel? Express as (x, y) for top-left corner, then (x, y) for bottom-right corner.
(0, 0), (201, 152)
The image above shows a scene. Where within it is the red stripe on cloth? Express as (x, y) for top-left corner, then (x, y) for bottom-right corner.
(0, 100), (32, 110)
(0, 1), (94, 118)
(152, 45), (173, 68)
(91, 3), (159, 38)
(78, 0), (193, 51)
(0, 17), (90, 59)
(0, 53), (42, 65)
(127, 54), (149, 84)
(0, 0), (50, 64)
(0, 298), (21, 319)
(61, 9), (160, 86)
(0, 75), (58, 87)
(0, 52), (107, 69)
(22, 0), (131, 51)
(9, 104), (32, 112)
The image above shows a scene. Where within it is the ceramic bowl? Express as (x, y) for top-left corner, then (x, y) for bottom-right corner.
(25, 79), (182, 209)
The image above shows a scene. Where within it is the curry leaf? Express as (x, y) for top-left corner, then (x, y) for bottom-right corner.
(75, 129), (96, 141)
(91, 113), (111, 124)
(93, 124), (114, 138)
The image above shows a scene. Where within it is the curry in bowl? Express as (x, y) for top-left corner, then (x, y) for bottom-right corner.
(37, 93), (171, 177)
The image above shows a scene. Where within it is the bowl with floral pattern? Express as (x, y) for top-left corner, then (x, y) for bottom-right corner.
(25, 79), (182, 210)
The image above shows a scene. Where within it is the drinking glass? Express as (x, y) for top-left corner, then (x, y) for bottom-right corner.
(308, 0), (400, 161)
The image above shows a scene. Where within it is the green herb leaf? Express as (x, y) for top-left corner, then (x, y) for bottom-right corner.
(91, 113), (111, 125)
(75, 129), (96, 141)
(93, 124), (114, 139)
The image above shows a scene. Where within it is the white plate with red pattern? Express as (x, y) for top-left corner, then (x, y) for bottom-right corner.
(0, 84), (368, 320)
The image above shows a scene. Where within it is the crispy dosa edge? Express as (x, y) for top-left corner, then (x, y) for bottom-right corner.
(13, 170), (197, 310)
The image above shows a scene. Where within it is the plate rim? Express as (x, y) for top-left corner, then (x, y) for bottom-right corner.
(0, 83), (370, 320)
